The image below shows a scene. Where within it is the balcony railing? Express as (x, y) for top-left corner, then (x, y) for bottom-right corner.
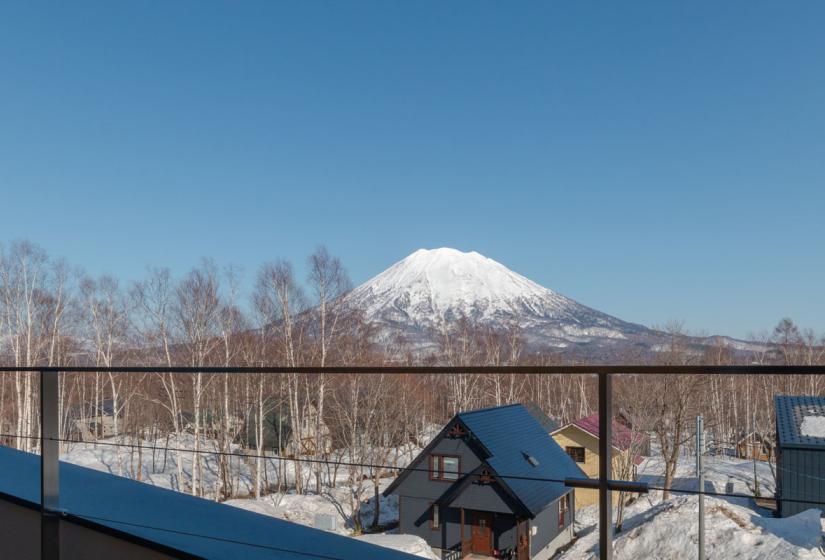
(2, 364), (825, 560)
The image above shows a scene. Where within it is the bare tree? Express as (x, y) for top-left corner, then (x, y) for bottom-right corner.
(307, 246), (351, 492)
(175, 260), (221, 496)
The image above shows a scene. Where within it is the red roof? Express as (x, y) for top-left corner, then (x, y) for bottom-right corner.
(572, 413), (644, 451)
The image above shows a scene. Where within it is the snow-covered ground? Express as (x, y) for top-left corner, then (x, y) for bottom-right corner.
(59, 430), (825, 559)
(639, 451), (777, 497)
(563, 495), (823, 560)
(355, 534), (439, 559)
(61, 434), (421, 499)
(225, 479), (399, 534)
(560, 452), (823, 559)
(59, 434), (420, 552)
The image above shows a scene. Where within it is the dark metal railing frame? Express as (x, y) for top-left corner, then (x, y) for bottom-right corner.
(3, 364), (824, 560)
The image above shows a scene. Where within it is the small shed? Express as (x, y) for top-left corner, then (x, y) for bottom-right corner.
(775, 395), (825, 517)
(735, 431), (772, 461)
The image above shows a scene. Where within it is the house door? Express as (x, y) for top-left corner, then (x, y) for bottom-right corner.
(516, 519), (530, 560)
(470, 511), (493, 556)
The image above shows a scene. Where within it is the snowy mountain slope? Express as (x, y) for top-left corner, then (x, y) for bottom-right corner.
(344, 248), (651, 351)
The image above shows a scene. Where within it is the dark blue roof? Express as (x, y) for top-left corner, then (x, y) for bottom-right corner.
(0, 446), (418, 560)
(775, 395), (825, 450)
(457, 404), (584, 517)
(523, 401), (561, 433)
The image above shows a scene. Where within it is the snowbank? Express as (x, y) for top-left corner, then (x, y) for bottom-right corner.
(226, 493), (351, 534)
(562, 496), (824, 559)
(354, 535), (439, 559)
(225, 481), (399, 534)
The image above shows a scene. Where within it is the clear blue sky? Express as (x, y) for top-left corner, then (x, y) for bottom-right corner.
(1, 2), (824, 339)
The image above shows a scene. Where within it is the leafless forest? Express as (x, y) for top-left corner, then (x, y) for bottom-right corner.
(1, 239), (823, 510)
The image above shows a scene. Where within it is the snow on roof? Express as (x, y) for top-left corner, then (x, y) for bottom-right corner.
(775, 396), (825, 449)
(800, 416), (825, 438)
(0, 446), (418, 560)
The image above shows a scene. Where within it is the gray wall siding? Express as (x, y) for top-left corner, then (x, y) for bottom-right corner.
(493, 514), (517, 551)
(399, 496), (520, 553)
(530, 493), (573, 556)
(399, 496), (464, 550)
(400, 496), (438, 548)
(779, 448), (825, 517)
(393, 435), (484, 500)
(391, 434), (521, 514)
(451, 480), (514, 514)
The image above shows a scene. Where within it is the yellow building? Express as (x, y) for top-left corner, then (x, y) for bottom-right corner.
(550, 414), (642, 509)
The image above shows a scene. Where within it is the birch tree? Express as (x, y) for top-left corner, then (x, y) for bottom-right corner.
(175, 261), (221, 496)
(307, 246), (351, 492)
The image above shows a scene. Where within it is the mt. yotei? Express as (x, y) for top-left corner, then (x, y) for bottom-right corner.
(344, 248), (652, 354)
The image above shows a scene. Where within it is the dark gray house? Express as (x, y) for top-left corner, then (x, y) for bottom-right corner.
(384, 403), (584, 560)
(775, 395), (825, 517)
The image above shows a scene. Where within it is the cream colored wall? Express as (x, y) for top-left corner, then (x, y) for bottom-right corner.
(552, 426), (628, 509)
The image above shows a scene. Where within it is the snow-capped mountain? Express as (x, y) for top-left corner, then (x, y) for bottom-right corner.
(345, 248), (652, 352)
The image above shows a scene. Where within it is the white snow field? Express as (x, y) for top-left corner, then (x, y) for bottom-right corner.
(225, 480), (399, 535)
(61, 434), (420, 499)
(58, 430), (825, 559)
(59, 434), (414, 540)
(563, 495), (823, 560)
(560, 453), (823, 559)
(355, 535), (440, 559)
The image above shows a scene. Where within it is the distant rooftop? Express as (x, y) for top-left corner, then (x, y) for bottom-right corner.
(775, 395), (825, 450)
(569, 413), (639, 451)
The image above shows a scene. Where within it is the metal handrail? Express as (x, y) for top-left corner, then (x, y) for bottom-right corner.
(2, 364), (823, 560)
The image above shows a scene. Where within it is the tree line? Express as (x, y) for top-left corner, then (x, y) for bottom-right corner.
(1, 239), (823, 522)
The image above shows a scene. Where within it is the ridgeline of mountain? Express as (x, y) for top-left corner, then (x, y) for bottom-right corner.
(342, 248), (762, 361)
(343, 248), (653, 357)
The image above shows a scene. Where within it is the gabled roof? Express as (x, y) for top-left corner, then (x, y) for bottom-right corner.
(0, 446), (418, 560)
(457, 404), (584, 516)
(386, 403), (584, 518)
(775, 395), (825, 450)
(564, 413), (640, 451)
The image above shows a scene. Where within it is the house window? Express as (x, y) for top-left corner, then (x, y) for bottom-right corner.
(558, 495), (569, 528)
(430, 504), (440, 529)
(429, 455), (461, 481)
(566, 446), (585, 463)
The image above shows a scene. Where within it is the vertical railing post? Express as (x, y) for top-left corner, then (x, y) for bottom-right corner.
(697, 415), (705, 560)
(40, 369), (60, 560)
(599, 372), (613, 560)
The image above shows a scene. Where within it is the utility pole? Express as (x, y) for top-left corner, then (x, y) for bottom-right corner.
(696, 415), (705, 560)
